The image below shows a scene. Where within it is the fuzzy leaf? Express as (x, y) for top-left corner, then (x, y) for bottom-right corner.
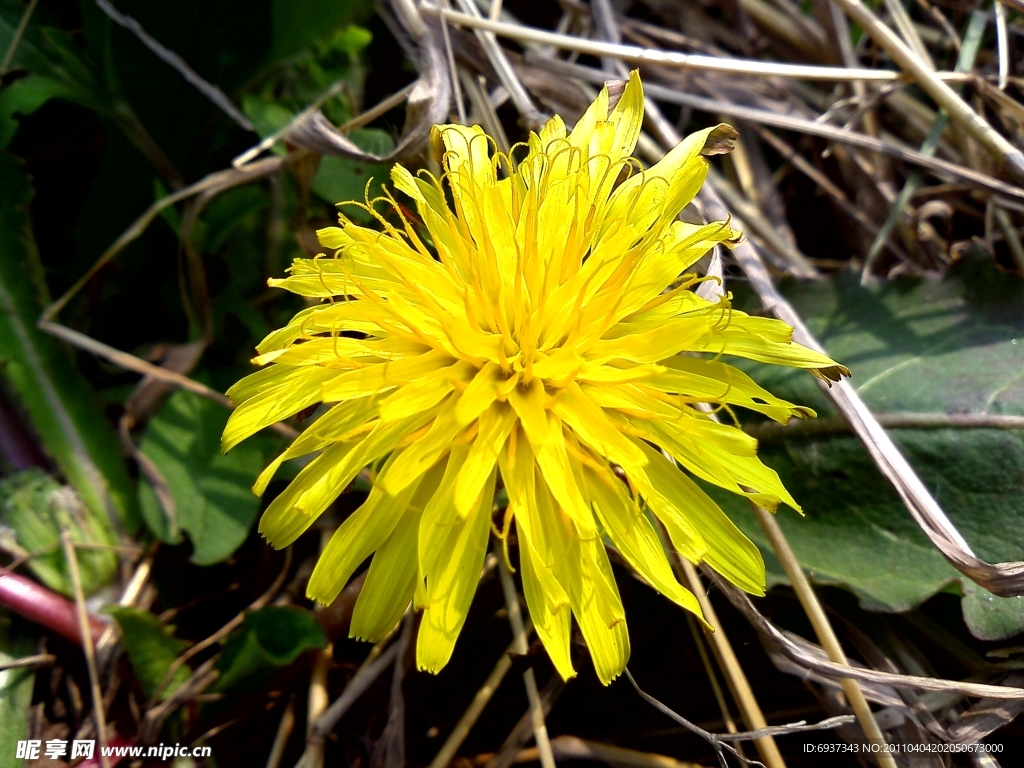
(0, 614), (34, 767)
(213, 606), (326, 692)
(724, 255), (1024, 640)
(0, 152), (138, 532)
(0, 469), (118, 597)
(138, 390), (265, 565)
(108, 607), (190, 702)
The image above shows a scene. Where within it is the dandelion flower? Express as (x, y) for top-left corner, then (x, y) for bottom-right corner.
(223, 71), (846, 684)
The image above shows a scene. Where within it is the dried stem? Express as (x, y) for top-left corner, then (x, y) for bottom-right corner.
(494, 735), (704, 768)
(707, 168), (818, 276)
(0, 0), (39, 74)
(685, 614), (743, 745)
(753, 506), (897, 768)
(305, 642), (333, 768)
(301, 641), (402, 763)
(94, 0), (253, 131)
(266, 698), (296, 768)
(699, 176), (1024, 596)
(153, 547), (292, 703)
(707, 570), (1024, 699)
(428, 627), (532, 768)
(830, 0), (1024, 183)
(497, 557), (556, 768)
(484, 674), (565, 768)
(0, 654), (56, 672)
(673, 558), (787, 768)
(527, 55), (1024, 202)
(863, 9), (987, 280)
(62, 529), (111, 768)
(747, 412), (1024, 442)
(426, 6), (972, 83)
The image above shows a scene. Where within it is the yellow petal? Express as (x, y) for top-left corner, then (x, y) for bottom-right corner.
(416, 468), (495, 673)
(455, 362), (504, 425)
(636, 415), (799, 512)
(350, 505), (419, 641)
(556, 515), (630, 685)
(549, 381), (647, 473)
(632, 440), (766, 595)
(519, 537), (574, 680)
(585, 466), (706, 624)
(223, 366), (342, 453)
(648, 356), (815, 423)
(454, 403), (517, 517)
(498, 429), (575, 679)
(532, 426), (597, 535)
(321, 349), (456, 403)
(253, 395), (378, 496)
(694, 312), (847, 372)
(417, 446), (470, 581)
(260, 408), (439, 549)
(306, 456), (441, 605)
(381, 396), (468, 496)
(379, 360), (475, 422)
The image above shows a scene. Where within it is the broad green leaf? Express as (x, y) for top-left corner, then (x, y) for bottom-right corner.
(328, 25), (373, 56)
(212, 606), (326, 693)
(0, 469), (117, 596)
(0, 75), (86, 147)
(0, 5), (108, 146)
(138, 390), (265, 565)
(108, 607), (191, 702)
(0, 152), (138, 532)
(0, 614), (34, 768)
(312, 128), (395, 222)
(270, 0), (373, 60)
(723, 255), (1024, 639)
(203, 187), (269, 254)
(241, 95), (295, 145)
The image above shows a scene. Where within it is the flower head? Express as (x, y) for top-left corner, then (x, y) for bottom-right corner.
(223, 72), (845, 684)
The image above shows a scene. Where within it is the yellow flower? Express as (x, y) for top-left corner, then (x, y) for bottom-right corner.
(223, 71), (845, 684)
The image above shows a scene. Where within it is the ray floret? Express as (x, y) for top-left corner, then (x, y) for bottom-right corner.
(223, 71), (847, 684)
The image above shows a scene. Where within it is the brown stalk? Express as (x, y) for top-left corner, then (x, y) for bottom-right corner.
(62, 529), (111, 768)
(829, 0), (1024, 183)
(427, 627), (532, 768)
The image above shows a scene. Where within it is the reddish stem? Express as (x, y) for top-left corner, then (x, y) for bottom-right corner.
(0, 572), (106, 646)
(78, 731), (132, 768)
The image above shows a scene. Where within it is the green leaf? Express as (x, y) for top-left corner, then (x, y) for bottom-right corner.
(0, 5), (109, 147)
(328, 25), (373, 57)
(0, 152), (138, 532)
(0, 4), (102, 92)
(270, 0), (374, 60)
(0, 613), (34, 768)
(213, 606), (326, 693)
(312, 128), (394, 222)
(0, 469), (117, 596)
(202, 186), (269, 254)
(138, 390), (266, 565)
(0, 75), (84, 147)
(724, 255), (1024, 639)
(241, 95), (295, 143)
(108, 607), (190, 701)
